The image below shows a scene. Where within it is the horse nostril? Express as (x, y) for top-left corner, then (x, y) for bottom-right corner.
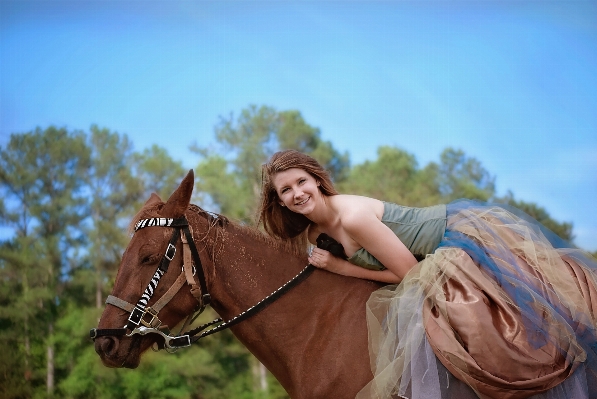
(96, 336), (119, 357)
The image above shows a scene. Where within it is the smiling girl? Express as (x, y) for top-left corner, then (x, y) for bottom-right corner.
(258, 149), (597, 399)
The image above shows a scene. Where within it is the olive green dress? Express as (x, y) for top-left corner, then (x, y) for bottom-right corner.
(347, 202), (447, 270)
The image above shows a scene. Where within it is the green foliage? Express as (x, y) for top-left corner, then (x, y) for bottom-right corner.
(133, 144), (187, 201)
(0, 126), (92, 397)
(338, 146), (442, 206)
(337, 145), (496, 207)
(195, 154), (252, 220)
(85, 126), (145, 308)
(435, 147), (495, 202)
(0, 126), (90, 238)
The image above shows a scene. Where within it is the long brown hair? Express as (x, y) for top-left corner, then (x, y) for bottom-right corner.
(257, 150), (338, 249)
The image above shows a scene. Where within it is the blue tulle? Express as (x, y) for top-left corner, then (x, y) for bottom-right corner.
(439, 199), (597, 392)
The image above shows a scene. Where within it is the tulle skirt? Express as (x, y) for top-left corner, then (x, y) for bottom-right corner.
(356, 200), (597, 399)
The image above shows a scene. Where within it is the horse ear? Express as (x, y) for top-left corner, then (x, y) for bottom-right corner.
(161, 170), (195, 217)
(144, 193), (162, 207)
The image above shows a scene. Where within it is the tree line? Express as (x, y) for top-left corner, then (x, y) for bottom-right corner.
(0, 105), (584, 399)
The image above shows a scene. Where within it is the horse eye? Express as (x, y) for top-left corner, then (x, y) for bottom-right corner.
(140, 254), (159, 265)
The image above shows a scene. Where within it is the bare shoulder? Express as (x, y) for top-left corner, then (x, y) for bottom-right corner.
(331, 195), (384, 227)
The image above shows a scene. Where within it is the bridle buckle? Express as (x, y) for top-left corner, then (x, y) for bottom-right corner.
(140, 307), (162, 328)
(164, 243), (176, 261)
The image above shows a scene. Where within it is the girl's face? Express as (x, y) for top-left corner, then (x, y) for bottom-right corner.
(272, 168), (321, 215)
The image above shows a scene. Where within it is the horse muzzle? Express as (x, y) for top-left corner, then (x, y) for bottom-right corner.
(94, 335), (142, 369)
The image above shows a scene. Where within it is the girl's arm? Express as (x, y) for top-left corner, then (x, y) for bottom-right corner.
(309, 205), (419, 282)
(308, 248), (402, 283)
(344, 208), (419, 280)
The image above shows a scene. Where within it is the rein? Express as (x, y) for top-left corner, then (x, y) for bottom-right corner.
(90, 216), (314, 351)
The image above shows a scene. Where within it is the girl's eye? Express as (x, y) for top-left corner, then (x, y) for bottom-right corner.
(299, 179), (306, 185)
(281, 188), (289, 194)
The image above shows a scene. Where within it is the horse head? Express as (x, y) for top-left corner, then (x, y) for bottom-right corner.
(94, 169), (210, 368)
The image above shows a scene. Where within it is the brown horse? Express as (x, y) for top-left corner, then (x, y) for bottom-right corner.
(93, 170), (383, 398)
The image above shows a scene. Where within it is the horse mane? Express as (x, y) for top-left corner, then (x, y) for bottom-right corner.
(222, 216), (308, 259)
(187, 204), (308, 259)
(128, 202), (307, 259)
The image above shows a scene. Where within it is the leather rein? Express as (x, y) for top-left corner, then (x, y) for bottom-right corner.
(90, 216), (314, 352)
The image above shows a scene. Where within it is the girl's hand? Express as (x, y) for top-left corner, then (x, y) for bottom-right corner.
(308, 247), (345, 273)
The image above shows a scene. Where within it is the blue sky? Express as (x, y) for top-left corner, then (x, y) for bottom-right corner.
(1, 0), (596, 251)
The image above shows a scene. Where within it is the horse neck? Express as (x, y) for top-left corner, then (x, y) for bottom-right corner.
(208, 221), (309, 318)
(185, 208), (308, 313)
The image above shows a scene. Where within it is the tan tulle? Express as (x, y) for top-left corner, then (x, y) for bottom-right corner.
(357, 206), (597, 399)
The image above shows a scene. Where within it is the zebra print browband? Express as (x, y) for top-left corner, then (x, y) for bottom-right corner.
(134, 217), (188, 232)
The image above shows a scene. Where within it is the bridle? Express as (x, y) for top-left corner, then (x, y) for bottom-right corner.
(90, 215), (314, 351)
